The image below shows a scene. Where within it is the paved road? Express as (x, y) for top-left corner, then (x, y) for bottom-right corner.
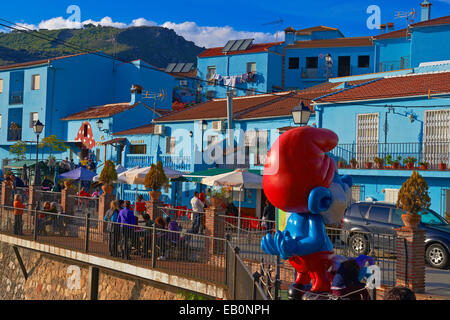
(425, 267), (450, 297)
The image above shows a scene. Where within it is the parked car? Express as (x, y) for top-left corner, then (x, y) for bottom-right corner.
(341, 201), (450, 269)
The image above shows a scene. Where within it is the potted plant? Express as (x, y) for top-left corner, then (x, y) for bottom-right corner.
(208, 188), (231, 208)
(397, 171), (431, 229)
(386, 155), (401, 169)
(374, 157), (384, 169)
(350, 158), (358, 169)
(419, 161), (429, 170)
(439, 162), (448, 171)
(365, 161), (373, 169)
(144, 161), (168, 201)
(98, 160), (118, 194)
(63, 179), (73, 190)
(337, 159), (347, 169)
(403, 156), (417, 170)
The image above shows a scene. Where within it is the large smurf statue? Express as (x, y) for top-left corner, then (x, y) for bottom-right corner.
(261, 126), (353, 298)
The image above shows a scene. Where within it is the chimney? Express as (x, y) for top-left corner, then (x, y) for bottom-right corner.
(130, 84), (143, 105)
(284, 27), (296, 45)
(421, 0), (432, 22)
(380, 24), (386, 34)
(387, 22), (395, 32)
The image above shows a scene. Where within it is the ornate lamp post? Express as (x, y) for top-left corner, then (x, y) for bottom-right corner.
(33, 120), (44, 186)
(291, 102), (311, 126)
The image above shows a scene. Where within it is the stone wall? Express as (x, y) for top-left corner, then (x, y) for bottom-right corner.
(0, 241), (193, 300)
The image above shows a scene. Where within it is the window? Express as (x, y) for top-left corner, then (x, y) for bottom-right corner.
(83, 124), (88, 137)
(166, 137), (176, 154)
(129, 144), (147, 154)
(356, 113), (379, 165)
(247, 62), (256, 73)
(391, 209), (404, 225)
(207, 66), (216, 85)
(288, 57), (300, 70)
(31, 74), (40, 90)
(245, 130), (268, 166)
(358, 55), (370, 68)
(348, 204), (369, 219)
(418, 209), (447, 226)
(423, 110), (450, 166)
(368, 206), (391, 223)
(29, 112), (38, 128)
(95, 148), (101, 161)
(306, 57), (318, 69)
(207, 135), (218, 158)
(0, 79), (3, 93)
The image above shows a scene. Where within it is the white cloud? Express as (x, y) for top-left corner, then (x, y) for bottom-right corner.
(10, 17), (284, 48)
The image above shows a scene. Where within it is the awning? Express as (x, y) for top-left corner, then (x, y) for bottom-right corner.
(4, 160), (46, 169)
(98, 138), (127, 146)
(183, 168), (262, 182)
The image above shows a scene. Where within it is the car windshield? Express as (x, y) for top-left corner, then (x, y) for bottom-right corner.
(417, 209), (449, 226)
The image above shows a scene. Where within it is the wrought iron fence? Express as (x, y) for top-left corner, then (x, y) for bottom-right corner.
(332, 142), (450, 170)
(34, 189), (62, 211)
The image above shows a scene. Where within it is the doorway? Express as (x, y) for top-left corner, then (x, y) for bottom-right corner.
(338, 56), (351, 77)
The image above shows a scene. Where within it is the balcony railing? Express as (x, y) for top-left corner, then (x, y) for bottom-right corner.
(7, 128), (22, 141)
(160, 155), (191, 172)
(331, 142), (450, 171)
(124, 155), (154, 168)
(9, 91), (24, 105)
(379, 57), (409, 72)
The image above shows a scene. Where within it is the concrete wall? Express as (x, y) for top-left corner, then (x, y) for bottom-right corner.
(411, 25), (450, 68)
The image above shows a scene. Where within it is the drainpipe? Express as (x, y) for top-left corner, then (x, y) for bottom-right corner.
(314, 104), (323, 128)
(226, 91), (234, 149)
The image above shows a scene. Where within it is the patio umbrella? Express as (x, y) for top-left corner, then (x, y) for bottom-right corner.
(200, 169), (263, 238)
(93, 164), (128, 182)
(60, 167), (97, 181)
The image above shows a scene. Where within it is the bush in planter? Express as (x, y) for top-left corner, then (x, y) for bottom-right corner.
(419, 162), (429, 170)
(144, 161), (168, 200)
(207, 188), (232, 207)
(397, 171), (431, 228)
(386, 155), (402, 169)
(99, 160), (117, 194)
(403, 156), (417, 170)
(374, 157), (384, 169)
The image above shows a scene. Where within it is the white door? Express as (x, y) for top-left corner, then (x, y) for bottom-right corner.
(423, 110), (450, 167)
(356, 113), (379, 166)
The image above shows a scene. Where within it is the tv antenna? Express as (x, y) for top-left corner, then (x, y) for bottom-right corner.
(262, 18), (284, 40)
(395, 9), (417, 26)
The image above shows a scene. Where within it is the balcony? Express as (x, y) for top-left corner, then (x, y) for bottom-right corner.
(9, 91), (24, 105)
(124, 155), (154, 168)
(160, 156), (191, 172)
(332, 142), (450, 171)
(7, 128), (22, 142)
(379, 57), (409, 72)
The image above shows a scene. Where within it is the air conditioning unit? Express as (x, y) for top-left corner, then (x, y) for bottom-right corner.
(154, 124), (165, 135)
(180, 80), (188, 86)
(212, 121), (224, 132)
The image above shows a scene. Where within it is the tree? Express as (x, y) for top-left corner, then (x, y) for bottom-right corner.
(9, 141), (27, 161)
(397, 171), (431, 215)
(39, 135), (68, 156)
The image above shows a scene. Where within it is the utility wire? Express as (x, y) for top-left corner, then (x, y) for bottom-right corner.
(1, 17), (449, 109)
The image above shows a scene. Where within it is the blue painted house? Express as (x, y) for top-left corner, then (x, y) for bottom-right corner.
(313, 65), (450, 216)
(0, 53), (174, 170)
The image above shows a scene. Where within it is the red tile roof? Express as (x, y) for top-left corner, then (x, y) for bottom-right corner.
(198, 42), (283, 58)
(113, 124), (155, 136)
(295, 26), (343, 36)
(0, 52), (94, 71)
(373, 28), (410, 40)
(411, 15), (450, 28)
(289, 37), (373, 49)
(61, 102), (140, 120)
(315, 71), (450, 103)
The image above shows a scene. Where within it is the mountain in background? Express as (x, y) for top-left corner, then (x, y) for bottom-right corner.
(0, 25), (205, 68)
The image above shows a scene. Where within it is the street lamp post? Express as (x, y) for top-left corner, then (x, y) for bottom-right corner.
(325, 53), (333, 79)
(33, 120), (44, 186)
(291, 102), (311, 126)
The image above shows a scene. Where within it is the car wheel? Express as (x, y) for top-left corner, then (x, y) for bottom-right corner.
(349, 233), (369, 256)
(426, 243), (449, 269)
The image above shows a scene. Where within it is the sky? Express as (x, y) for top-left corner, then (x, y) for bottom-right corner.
(1, 0), (450, 48)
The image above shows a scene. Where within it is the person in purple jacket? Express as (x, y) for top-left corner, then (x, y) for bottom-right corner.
(118, 201), (135, 260)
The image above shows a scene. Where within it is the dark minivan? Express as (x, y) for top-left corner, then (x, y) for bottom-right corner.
(341, 201), (450, 269)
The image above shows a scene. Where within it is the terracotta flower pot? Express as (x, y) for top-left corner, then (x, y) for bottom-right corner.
(421, 164), (429, 170)
(401, 213), (421, 229)
(375, 163), (384, 169)
(392, 163), (400, 169)
(102, 185), (113, 194)
(149, 191), (162, 201)
(210, 197), (223, 208)
(365, 162), (373, 169)
(439, 163), (447, 171)
(64, 181), (72, 190)
(406, 163), (415, 170)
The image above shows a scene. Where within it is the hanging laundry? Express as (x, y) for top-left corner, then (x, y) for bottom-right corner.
(223, 76), (232, 87)
(241, 73), (249, 83)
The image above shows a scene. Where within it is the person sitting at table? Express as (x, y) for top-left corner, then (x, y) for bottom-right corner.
(41, 176), (54, 191)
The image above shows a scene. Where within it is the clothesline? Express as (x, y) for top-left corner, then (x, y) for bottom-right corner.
(209, 72), (257, 86)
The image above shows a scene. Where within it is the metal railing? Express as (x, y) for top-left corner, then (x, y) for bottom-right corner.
(7, 128), (22, 141)
(332, 142), (450, 170)
(125, 155), (154, 169)
(160, 156), (191, 172)
(34, 189), (62, 210)
(9, 91), (23, 105)
(159, 207), (205, 233)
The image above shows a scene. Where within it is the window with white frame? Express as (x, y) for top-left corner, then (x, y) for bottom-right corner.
(207, 135), (218, 158)
(207, 66), (216, 85)
(247, 62), (256, 73)
(0, 79), (3, 93)
(31, 74), (40, 90)
(423, 109), (450, 166)
(29, 112), (39, 128)
(356, 113), (379, 165)
(166, 136), (176, 155)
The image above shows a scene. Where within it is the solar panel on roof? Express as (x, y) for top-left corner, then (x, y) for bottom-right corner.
(237, 39), (253, 51)
(181, 62), (194, 73)
(165, 63), (177, 73)
(230, 39), (245, 51)
(222, 40), (236, 53)
(172, 63), (186, 73)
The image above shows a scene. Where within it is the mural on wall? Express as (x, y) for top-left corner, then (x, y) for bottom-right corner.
(75, 121), (96, 150)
